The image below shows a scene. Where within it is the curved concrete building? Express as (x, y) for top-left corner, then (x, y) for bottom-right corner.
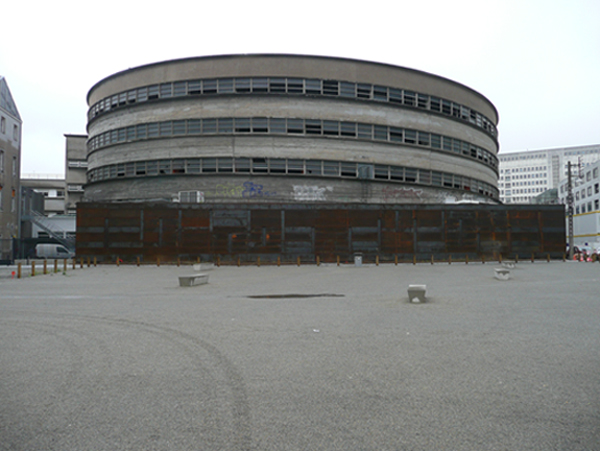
(85, 54), (499, 205)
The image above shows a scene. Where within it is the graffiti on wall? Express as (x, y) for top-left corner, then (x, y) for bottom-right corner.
(381, 186), (424, 202)
(216, 183), (244, 198)
(293, 185), (333, 201)
(215, 182), (277, 199)
(242, 181), (276, 198)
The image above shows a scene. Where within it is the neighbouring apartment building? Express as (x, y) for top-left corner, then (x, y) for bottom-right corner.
(498, 144), (600, 204)
(0, 76), (22, 261)
(557, 159), (600, 248)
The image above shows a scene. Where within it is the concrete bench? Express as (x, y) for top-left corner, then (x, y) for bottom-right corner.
(193, 263), (215, 272)
(179, 273), (209, 287)
(494, 268), (510, 280)
(408, 285), (427, 303)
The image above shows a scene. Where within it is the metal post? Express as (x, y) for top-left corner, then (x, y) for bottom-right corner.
(567, 161), (574, 260)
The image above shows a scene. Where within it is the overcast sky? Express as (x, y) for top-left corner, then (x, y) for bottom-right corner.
(2, 0), (599, 176)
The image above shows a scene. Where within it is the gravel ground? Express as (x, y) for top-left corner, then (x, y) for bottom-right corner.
(1, 261), (599, 451)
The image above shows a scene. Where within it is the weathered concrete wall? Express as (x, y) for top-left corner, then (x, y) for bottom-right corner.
(84, 175), (495, 205)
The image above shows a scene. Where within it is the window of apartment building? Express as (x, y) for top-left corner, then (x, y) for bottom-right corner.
(595, 199), (599, 211)
(587, 171), (592, 181)
(12, 157), (16, 177)
(0, 150), (3, 172)
(1, 116), (5, 133)
(595, 183), (599, 194)
(0, 186), (2, 210)
(588, 187), (592, 196)
(594, 168), (599, 178)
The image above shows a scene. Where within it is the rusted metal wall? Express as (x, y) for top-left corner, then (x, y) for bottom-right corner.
(76, 202), (566, 263)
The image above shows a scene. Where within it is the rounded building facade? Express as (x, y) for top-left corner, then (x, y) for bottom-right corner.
(85, 54), (499, 205)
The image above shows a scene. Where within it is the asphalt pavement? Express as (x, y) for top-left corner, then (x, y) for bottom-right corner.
(1, 261), (599, 450)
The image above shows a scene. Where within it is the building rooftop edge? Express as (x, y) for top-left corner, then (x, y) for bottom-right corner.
(86, 53), (499, 120)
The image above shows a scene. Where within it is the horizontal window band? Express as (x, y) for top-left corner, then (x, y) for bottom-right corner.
(87, 156), (498, 200)
(87, 117), (498, 171)
(88, 76), (497, 139)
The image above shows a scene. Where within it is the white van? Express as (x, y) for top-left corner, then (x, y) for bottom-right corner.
(35, 244), (74, 259)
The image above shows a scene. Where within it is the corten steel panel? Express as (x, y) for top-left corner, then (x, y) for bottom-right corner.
(181, 209), (210, 229)
(76, 203), (566, 262)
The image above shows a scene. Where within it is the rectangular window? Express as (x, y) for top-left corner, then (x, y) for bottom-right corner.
(323, 121), (339, 136)
(188, 119), (201, 134)
(269, 159), (286, 173)
(252, 78), (268, 92)
(341, 162), (357, 177)
(430, 97), (441, 112)
(389, 127), (403, 142)
(390, 167), (404, 181)
(203, 158), (217, 173)
(188, 80), (202, 95)
(431, 171), (442, 186)
(203, 119), (217, 133)
(340, 122), (356, 137)
(159, 122), (172, 136)
(373, 85), (387, 101)
(374, 125), (387, 141)
(417, 94), (429, 109)
(173, 81), (187, 97)
(287, 159), (304, 174)
(374, 165), (389, 180)
(305, 79), (321, 94)
(147, 161), (158, 175)
(235, 158), (251, 172)
(389, 88), (402, 103)
(269, 118), (286, 134)
(431, 134), (441, 149)
(160, 83), (172, 98)
(287, 78), (303, 94)
(357, 84), (371, 99)
(217, 118), (233, 133)
(217, 158), (233, 172)
(218, 78), (234, 93)
(417, 132), (430, 146)
(187, 159), (200, 173)
(442, 100), (452, 115)
(234, 118), (251, 133)
(235, 78), (251, 93)
(252, 158), (268, 173)
(322, 80), (339, 96)
(340, 82), (356, 98)
(147, 123), (159, 138)
(172, 159), (185, 174)
(136, 87), (148, 102)
(12, 156), (17, 177)
(404, 91), (416, 106)
(158, 160), (171, 174)
(126, 126), (135, 141)
(306, 160), (322, 175)
(287, 119), (304, 134)
(305, 119), (322, 135)
(269, 78), (286, 93)
(405, 168), (417, 182)
(135, 161), (146, 175)
(203, 79), (217, 94)
(404, 129), (416, 144)
(357, 123), (372, 139)
(323, 161), (339, 176)
(419, 169), (431, 184)
(252, 117), (268, 133)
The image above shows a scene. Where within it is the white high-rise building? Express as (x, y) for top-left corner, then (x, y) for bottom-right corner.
(499, 144), (600, 204)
